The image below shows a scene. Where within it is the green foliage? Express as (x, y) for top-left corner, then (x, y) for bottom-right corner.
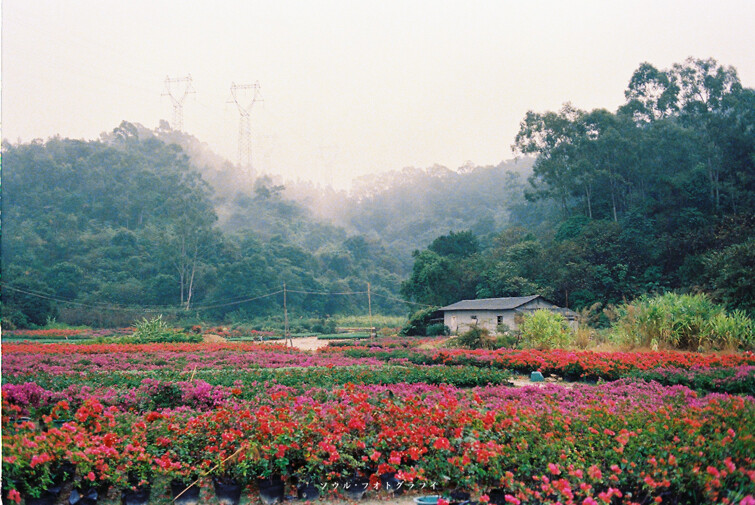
(494, 324), (520, 348)
(449, 326), (497, 350)
(610, 292), (754, 351)
(425, 322), (450, 336)
(309, 317), (337, 334)
(93, 315), (202, 344)
(700, 237), (755, 315)
(398, 307), (438, 336)
(428, 230), (479, 259)
(316, 333), (370, 340)
(520, 309), (573, 349)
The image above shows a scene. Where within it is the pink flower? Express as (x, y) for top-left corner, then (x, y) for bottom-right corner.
(548, 462), (561, 475)
(7, 490), (21, 504)
(87, 471), (96, 481)
(588, 465), (602, 480)
(504, 495), (521, 505)
(582, 498), (598, 505)
(740, 496), (755, 505)
(479, 495), (490, 503)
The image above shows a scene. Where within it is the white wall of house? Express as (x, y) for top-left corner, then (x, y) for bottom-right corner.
(444, 310), (517, 334)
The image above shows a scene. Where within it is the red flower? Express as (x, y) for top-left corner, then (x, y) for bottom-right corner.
(7, 490), (21, 504)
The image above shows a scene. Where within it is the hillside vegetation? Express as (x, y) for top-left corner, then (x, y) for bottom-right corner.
(2, 57), (753, 329)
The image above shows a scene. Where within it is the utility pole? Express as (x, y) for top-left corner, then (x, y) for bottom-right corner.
(283, 283), (291, 347)
(161, 74), (195, 131)
(367, 282), (374, 341)
(227, 81), (262, 175)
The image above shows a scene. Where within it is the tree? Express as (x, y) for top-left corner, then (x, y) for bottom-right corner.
(400, 250), (472, 306)
(621, 62), (679, 123)
(513, 103), (587, 217)
(428, 230), (479, 259)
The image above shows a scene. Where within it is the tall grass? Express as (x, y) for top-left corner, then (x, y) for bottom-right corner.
(610, 293), (754, 351)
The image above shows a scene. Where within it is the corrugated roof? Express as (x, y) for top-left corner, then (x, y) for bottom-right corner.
(439, 295), (542, 311)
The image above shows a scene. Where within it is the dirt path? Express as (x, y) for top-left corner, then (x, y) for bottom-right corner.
(288, 336), (332, 351)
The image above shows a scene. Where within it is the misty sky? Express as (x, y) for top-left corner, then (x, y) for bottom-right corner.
(3, 0), (754, 189)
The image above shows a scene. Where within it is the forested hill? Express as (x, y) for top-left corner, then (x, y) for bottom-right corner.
(402, 58), (755, 317)
(0, 125), (408, 327)
(1, 121), (536, 328)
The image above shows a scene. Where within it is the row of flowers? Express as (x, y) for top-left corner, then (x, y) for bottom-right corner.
(1, 346), (380, 376)
(3, 365), (518, 414)
(4, 381), (754, 504)
(630, 366), (755, 395)
(6, 343), (754, 382)
(1, 342), (292, 355)
(330, 347), (755, 380)
(3, 328), (134, 340)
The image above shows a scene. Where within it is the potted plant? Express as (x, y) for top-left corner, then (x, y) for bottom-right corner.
(2, 446), (59, 505)
(203, 434), (251, 505)
(235, 441), (289, 505)
(106, 419), (155, 505)
(152, 411), (205, 505)
(291, 450), (325, 501)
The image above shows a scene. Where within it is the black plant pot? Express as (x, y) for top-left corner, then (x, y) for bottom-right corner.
(26, 488), (60, 505)
(488, 489), (507, 505)
(121, 484), (150, 505)
(69, 486), (99, 505)
(296, 480), (320, 501)
(379, 472), (403, 495)
(449, 489), (471, 505)
(171, 479), (201, 505)
(342, 476), (369, 501)
(257, 475), (285, 505)
(213, 477), (243, 505)
(56, 462), (77, 483)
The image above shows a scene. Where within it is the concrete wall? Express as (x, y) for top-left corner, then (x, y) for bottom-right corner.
(444, 309), (517, 334)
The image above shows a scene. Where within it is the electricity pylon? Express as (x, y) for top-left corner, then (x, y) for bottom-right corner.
(227, 81), (262, 172)
(161, 74), (195, 131)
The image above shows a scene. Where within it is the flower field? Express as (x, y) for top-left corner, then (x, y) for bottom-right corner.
(3, 340), (755, 504)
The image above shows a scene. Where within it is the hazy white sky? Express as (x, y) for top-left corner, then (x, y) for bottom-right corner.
(3, 0), (754, 189)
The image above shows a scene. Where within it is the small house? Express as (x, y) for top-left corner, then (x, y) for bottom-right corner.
(438, 295), (577, 334)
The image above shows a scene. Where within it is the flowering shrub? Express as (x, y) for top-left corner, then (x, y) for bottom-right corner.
(3, 381), (754, 503)
(631, 365), (755, 395)
(333, 346), (755, 381)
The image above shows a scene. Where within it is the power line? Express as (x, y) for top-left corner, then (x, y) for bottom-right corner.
(3, 286), (163, 313)
(287, 289), (367, 296)
(3, 282), (418, 316)
(370, 292), (436, 308)
(189, 290), (283, 311)
(1, 285), (283, 313)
